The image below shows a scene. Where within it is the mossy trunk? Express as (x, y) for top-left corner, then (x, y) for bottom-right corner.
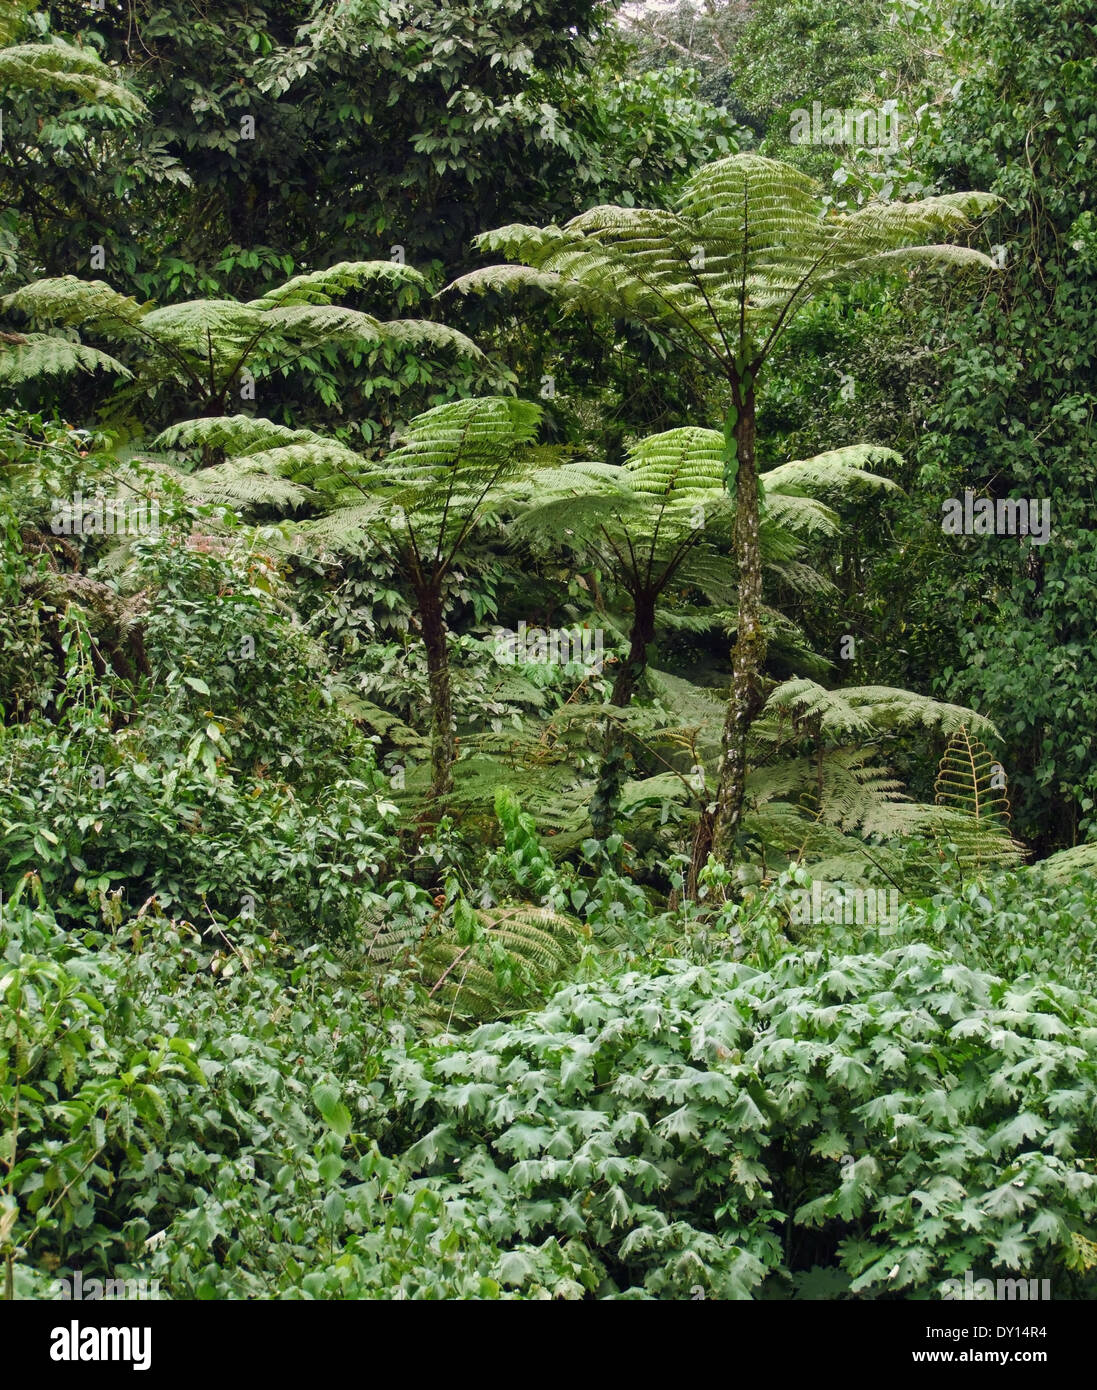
(416, 582), (455, 801)
(689, 381), (766, 889)
(611, 591), (656, 709)
(591, 590), (655, 840)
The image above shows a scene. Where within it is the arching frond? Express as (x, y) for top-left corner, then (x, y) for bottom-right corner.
(176, 461), (314, 511)
(2, 266), (485, 404)
(0, 334), (131, 383)
(763, 445), (902, 498)
(446, 263), (563, 298)
(377, 318), (486, 361)
(291, 398), (543, 559)
(1037, 842), (1097, 882)
(247, 260), (430, 307)
(152, 415), (334, 455)
(766, 680), (1001, 742)
(1, 277), (147, 333)
(138, 299), (266, 355)
(260, 303), (384, 347)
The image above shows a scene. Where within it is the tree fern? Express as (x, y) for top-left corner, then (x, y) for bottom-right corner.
(0, 264), (484, 420)
(508, 426), (898, 837)
(296, 396), (543, 800)
(610, 669), (1020, 893)
(451, 151), (998, 873)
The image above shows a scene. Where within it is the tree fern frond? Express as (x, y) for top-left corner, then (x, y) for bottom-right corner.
(766, 679), (1000, 742)
(1036, 842), (1097, 882)
(922, 804), (1026, 872)
(138, 299), (266, 354)
(176, 460), (314, 511)
(764, 557), (840, 595)
(362, 901), (589, 1027)
(757, 491), (840, 537)
(333, 690), (430, 752)
(293, 501), (391, 552)
(1, 276), (147, 332)
(763, 445), (903, 499)
(259, 302), (384, 347)
(384, 396), (541, 483)
(445, 263), (564, 298)
(247, 260), (430, 307)
(152, 414), (334, 455)
(378, 318), (486, 361)
(0, 333), (131, 383)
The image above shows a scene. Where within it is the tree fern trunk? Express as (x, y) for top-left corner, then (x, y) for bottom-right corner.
(591, 590), (655, 839)
(692, 382), (767, 880)
(611, 590), (655, 708)
(416, 582), (455, 801)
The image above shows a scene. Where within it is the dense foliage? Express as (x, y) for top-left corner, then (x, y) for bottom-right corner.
(2, 0), (1095, 1305)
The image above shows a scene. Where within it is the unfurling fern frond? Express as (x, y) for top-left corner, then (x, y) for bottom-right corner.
(930, 728), (1024, 872)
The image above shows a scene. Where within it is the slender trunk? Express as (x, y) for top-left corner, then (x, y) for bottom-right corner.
(416, 582), (455, 801)
(690, 381), (766, 886)
(591, 590), (656, 840)
(686, 803), (715, 900)
(611, 591), (656, 709)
